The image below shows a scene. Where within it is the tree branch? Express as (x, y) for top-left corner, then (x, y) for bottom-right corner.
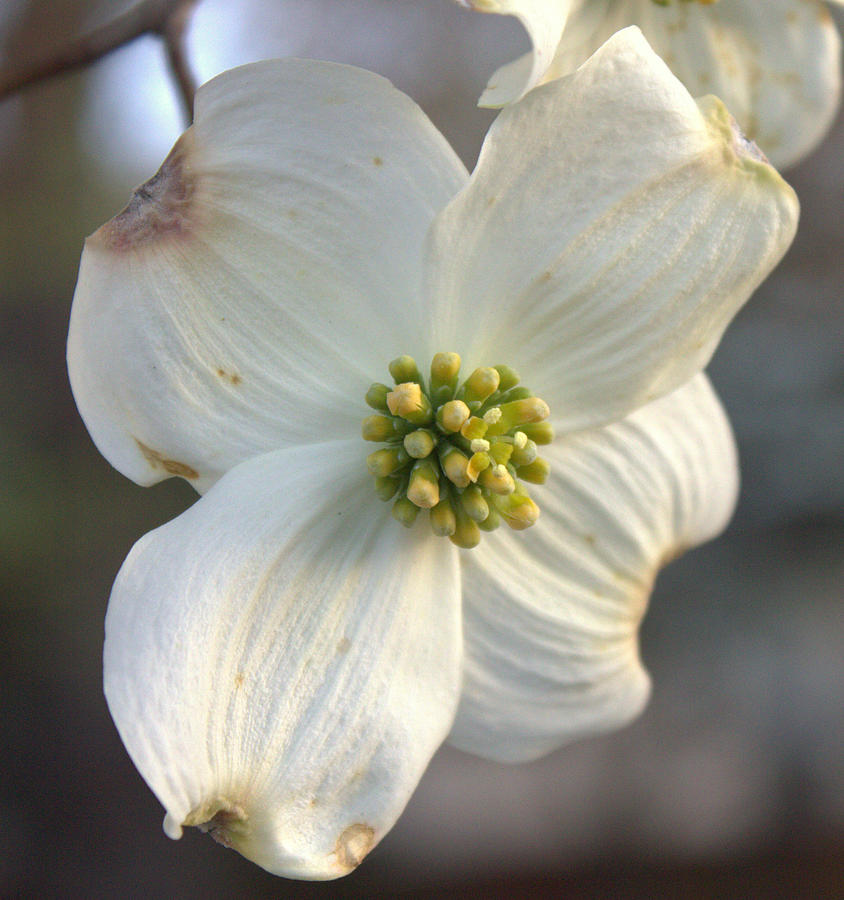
(160, 1), (199, 121)
(0, 0), (200, 121)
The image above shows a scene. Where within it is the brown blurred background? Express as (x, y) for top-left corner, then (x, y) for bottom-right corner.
(1, 1), (842, 897)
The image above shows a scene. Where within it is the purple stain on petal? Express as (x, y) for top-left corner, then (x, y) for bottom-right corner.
(91, 130), (197, 251)
(729, 113), (769, 165)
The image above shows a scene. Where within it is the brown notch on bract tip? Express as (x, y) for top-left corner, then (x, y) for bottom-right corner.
(91, 129), (197, 251)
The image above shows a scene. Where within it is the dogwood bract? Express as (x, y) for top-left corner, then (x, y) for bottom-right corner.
(462, 0), (843, 168)
(68, 29), (797, 880)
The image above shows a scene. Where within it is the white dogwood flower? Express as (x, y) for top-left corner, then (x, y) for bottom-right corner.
(463, 0), (843, 168)
(68, 29), (797, 880)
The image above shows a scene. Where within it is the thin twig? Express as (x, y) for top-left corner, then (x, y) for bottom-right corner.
(0, 0), (200, 122)
(159, 0), (199, 121)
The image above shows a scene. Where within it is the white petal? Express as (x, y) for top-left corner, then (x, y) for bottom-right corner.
(426, 28), (798, 432)
(460, 0), (575, 106)
(104, 441), (462, 879)
(448, 374), (737, 763)
(68, 60), (467, 492)
(542, 0), (842, 169)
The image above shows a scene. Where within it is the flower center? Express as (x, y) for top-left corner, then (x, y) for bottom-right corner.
(362, 353), (553, 549)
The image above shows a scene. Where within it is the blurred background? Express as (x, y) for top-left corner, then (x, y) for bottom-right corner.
(1, 1), (842, 896)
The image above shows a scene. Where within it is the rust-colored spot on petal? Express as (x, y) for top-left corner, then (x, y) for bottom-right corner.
(335, 823), (375, 870)
(91, 130), (197, 251)
(216, 368), (243, 385)
(135, 438), (199, 480)
(372, 155), (383, 167)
